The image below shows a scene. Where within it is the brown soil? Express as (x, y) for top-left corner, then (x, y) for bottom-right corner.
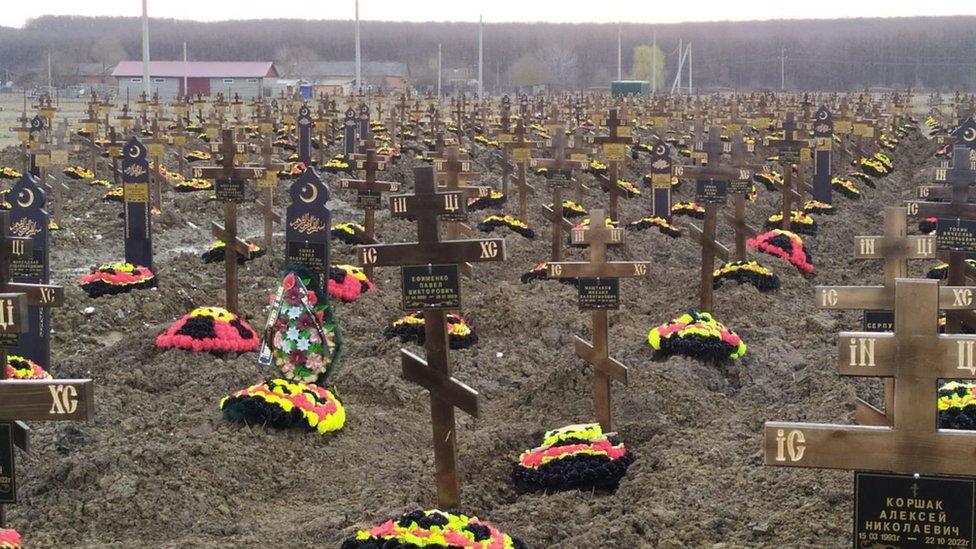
(2, 124), (936, 548)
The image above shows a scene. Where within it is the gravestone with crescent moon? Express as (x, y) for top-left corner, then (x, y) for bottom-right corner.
(647, 137), (673, 220)
(9, 174), (50, 368)
(297, 104), (313, 166)
(812, 105), (834, 203)
(343, 108), (358, 159)
(951, 116), (976, 150)
(122, 136), (154, 271)
(286, 167), (331, 295)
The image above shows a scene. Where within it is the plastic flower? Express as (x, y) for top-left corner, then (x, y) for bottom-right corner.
(648, 310), (746, 361)
(221, 378), (345, 435)
(477, 215), (534, 239)
(156, 306), (260, 353)
(342, 509), (525, 549)
(765, 211), (817, 236)
(748, 230), (814, 274)
(713, 260), (780, 291)
(626, 216), (680, 238)
(513, 422), (634, 493)
(79, 262), (156, 297)
(385, 311), (477, 349)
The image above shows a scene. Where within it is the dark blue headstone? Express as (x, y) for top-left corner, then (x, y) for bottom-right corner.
(122, 136), (154, 270)
(286, 168), (331, 297)
(9, 174), (49, 368)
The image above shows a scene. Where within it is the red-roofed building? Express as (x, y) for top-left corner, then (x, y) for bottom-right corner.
(112, 61), (279, 99)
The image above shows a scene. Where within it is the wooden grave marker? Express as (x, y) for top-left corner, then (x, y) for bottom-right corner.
(501, 116), (535, 222)
(674, 131), (743, 312)
(356, 165), (506, 509)
(255, 134), (287, 252)
(725, 133), (764, 261)
(766, 112), (809, 230)
(817, 207), (940, 427)
(193, 130), (266, 313)
(534, 128), (587, 262)
(906, 144), (976, 332)
(765, 277), (976, 546)
(547, 209), (646, 431)
(339, 138), (400, 277)
(593, 108), (634, 222)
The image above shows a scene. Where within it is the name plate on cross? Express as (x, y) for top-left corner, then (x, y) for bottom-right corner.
(577, 278), (620, 310)
(936, 219), (976, 253)
(215, 179), (248, 203)
(696, 180), (728, 204)
(401, 265), (461, 310)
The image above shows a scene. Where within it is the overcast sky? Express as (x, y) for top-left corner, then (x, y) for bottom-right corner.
(3, 0), (975, 27)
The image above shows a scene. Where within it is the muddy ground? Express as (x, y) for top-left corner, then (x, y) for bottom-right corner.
(1, 119), (939, 548)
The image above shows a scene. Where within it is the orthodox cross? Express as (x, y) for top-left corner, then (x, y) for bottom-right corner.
(547, 209), (647, 431)
(193, 130), (266, 313)
(340, 137), (401, 277)
(593, 108), (634, 222)
(766, 112), (809, 231)
(534, 128), (587, 262)
(355, 166), (506, 509)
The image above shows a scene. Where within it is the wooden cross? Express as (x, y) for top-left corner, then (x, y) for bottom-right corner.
(355, 166), (506, 509)
(907, 145), (976, 332)
(193, 130), (266, 314)
(816, 207), (940, 428)
(8, 97), (33, 174)
(79, 95), (101, 175)
(534, 128), (587, 262)
(340, 138), (400, 277)
(724, 133), (764, 261)
(255, 135), (287, 252)
(674, 131), (748, 312)
(546, 209), (647, 431)
(764, 278), (976, 480)
(495, 95), (514, 197)
(593, 108), (634, 222)
(143, 117), (168, 211)
(767, 113), (810, 231)
(501, 116), (535, 222)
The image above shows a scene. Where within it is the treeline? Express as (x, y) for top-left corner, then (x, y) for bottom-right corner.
(2, 15), (976, 91)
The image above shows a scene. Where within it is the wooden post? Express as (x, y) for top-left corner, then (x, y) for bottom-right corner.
(593, 108), (634, 222)
(767, 112), (809, 231)
(193, 130), (266, 314)
(547, 209), (646, 430)
(356, 166), (506, 509)
(340, 138), (400, 278)
(533, 127), (586, 262)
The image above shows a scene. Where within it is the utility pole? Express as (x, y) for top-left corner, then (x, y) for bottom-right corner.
(780, 46), (785, 91)
(652, 31), (657, 94)
(616, 23), (622, 81)
(355, 0), (362, 91)
(183, 42), (188, 96)
(47, 51), (52, 93)
(142, 0), (151, 97)
(688, 43), (692, 95)
(437, 43), (442, 98)
(478, 15), (484, 98)
(671, 39), (684, 95)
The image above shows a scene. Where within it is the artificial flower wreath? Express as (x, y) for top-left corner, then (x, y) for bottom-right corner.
(322, 155), (350, 174)
(220, 378), (345, 435)
(5, 354), (51, 380)
(0, 529), (21, 549)
(648, 310), (746, 362)
(156, 306), (259, 353)
(384, 311), (477, 349)
(79, 262), (156, 297)
(477, 215), (535, 239)
(672, 201), (705, 219)
(927, 259), (976, 280)
(340, 509), (526, 549)
(586, 159), (608, 175)
(264, 271), (342, 382)
(512, 423), (634, 493)
(765, 211), (817, 236)
(626, 216), (681, 238)
(849, 171), (876, 188)
(613, 179), (641, 198)
(547, 199), (587, 218)
(103, 187), (124, 202)
(279, 162), (309, 179)
(748, 229), (814, 274)
(201, 240), (265, 264)
(88, 178), (111, 188)
(938, 382), (976, 430)
(329, 264), (376, 303)
(919, 216), (937, 234)
(174, 178), (212, 193)
(331, 222), (367, 245)
(832, 176), (861, 199)
(183, 150), (211, 162)
(63, 166), (94, 180)
(753, 171), (783, 192)
(713, 260), (781, 292)
(467, 190), (506, 211)
(0, 167), (21, 180)
(802, 200), (835, 215)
